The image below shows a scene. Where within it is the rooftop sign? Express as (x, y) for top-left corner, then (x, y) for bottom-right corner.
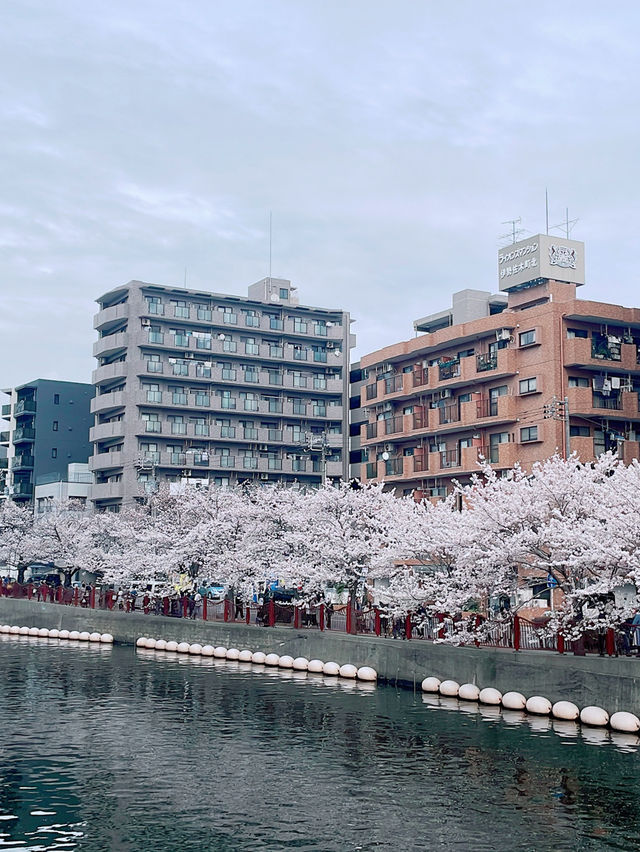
(498, 234), (585, 291)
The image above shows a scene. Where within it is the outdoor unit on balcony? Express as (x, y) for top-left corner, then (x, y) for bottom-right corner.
(259, 444), (269, 451)
(496, 329), (511, 341)
(440, 389), (452, 399)
(260, 473), (269, 480)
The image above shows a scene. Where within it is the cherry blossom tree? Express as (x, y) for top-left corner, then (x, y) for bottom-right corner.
(0, 500), (41, 582)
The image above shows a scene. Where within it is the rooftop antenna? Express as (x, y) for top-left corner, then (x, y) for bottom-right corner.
(545, 189), (549, 235)
(183, 267), (187, 289)
(268, 210), (272, 283)
(550, 208), (579, 239)
(499, 217), (524, 245)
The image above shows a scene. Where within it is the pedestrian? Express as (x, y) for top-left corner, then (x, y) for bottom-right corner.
(234, 596), (244, 620)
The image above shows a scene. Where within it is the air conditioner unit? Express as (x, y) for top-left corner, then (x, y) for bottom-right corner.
(185, 353), (194, 359)
(141, 319), (151, 327)
(496, 329), (511, 341)
(168, 358), (176, 364)
(440, 389), (452, 399)
(260, 472), (269, 480)
(382, 363), (393, 372)
(327, 342), (335, 349)
(259, 444), (269, 451)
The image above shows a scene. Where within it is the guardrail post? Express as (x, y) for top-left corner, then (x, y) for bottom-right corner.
(405, 612), (412, 640)
(246, 605), (251, 625)
(90, 587), (96, 609)
(224, 599), (231, 622)
(294, 606), (301, 629)
(73, 587), (79, 607)
(374, 607), (381, 636)
(202, 596), (208, 621)
(606, 627), (615, 656)
(513, 615), (521, 651)
(182, 597), (188, 619)
(557, 633), (565, 654)
(346, 601), (352, 635)
(319, 604), (325, 631)
(27, 584), (33, 600)
(268, 600), (275, 627)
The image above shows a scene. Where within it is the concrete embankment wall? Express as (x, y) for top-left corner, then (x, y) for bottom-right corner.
(1, 597), (639, 714)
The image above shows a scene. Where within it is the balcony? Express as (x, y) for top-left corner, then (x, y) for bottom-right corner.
(1, 404), (11, 418)
(92, 361), (127, 384)
(476, 352), (498, 373)
(90, 482), (124, 501)
(10, 482), (33, 497)
(94, 302), (129, 330)
(11, 455), (34, 470)
(93, 331), (128, 359)
(89, 451), (123, 471)
(564, 337), (640, 372)
(89, 420), (125, 442)
(15, 400), (36, 417)
(567, 387), (638, 420)
(13, 427), (35, 442)
(91, 390), (126, 415)
(438, 360), (461, 381)
(0, 431), (9, 443)
(469, 394), (518, 424)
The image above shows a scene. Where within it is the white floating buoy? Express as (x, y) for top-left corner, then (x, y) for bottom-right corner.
(458, 683), (480, 701)
(610, 711), (640, 733)
(154, 639), (166, 651)
(421, 677), (441, 693)
(226, 648), (240, 660)
(165, 640), (178, 652)
(143, 638), (156, 649)
(552, 701), (580, 721)
(89, 632), (101, 643)
(439, 680), (460, 697)
(68, 630), (80, 641)
(580, 705), (610, 727)
(188, 643), (202, 655)
(176, 642), (190, 654)
(339, 664), (357, 679)
(502, 691), (526, 710)
(9, 626), (20, 635)
(214, 646), (227, 658)
(278, 655), (294, 668)
(251, 651), (266, 664)
(479, 687), (502, 705)
(37, 628), (49, 638)
(307, 659), (324, 673)
(323, 661), (340, 676)
(265, 653), (280, 666)
(49, 629), (60, 639)
(292, 657), (309, 671)
(0, 625), (9, 634)
(100, 633), (113, 644)
(356, 666), (377, 682)
(28, 627), (39, 636)
(525, 696), (552, 716)
(78, 631), (90, 642)
(200, 645), (214, 656)
(59, 629), (70, 640)
(238, 650), (253, 662)
(136, 637), (148, 648)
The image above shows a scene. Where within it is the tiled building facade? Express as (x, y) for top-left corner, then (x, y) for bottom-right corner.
(90, 277), (353, 510)
(356, 246), (640, 498)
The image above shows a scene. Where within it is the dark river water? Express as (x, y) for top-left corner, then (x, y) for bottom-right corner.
(0, 636), (639, 851)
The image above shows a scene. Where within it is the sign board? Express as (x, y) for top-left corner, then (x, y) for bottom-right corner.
(498, 234), (585, 291)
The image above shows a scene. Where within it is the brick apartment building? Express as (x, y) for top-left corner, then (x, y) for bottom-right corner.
(356, 234), (640, 498)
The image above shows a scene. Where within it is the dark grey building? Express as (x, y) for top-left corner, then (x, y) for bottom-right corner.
(0, 379), (94, 504)
(90, 277), (354, 510)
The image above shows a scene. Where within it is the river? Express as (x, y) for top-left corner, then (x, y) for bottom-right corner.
(0, 636), (638, 851)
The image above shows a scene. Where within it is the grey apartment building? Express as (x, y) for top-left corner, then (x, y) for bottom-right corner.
(1, 379), (93, 504)
(90, 277), (354, 510)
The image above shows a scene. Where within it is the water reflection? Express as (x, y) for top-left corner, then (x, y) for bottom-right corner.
(0, 638), (638, 850)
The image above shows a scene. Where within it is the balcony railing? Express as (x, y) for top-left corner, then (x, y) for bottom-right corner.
(15, 400), (37, 416)
(413, 453), (428, 472)
(476, 353), (497, 373)
(384, 457), (404, 476)
(440, 449), (460, 468)
(593, 393), (622, 410)
(476, 398), (499, 418)
(413, 368), (428, 387)
(439, 403), (460, 425)
(365, 383), (377, 400)
(384, 375), (403, 394)
(366, 462), (377, 479)
(384, 416), (404, 435)
(366, 422), (378, 439)
(438, 360), (460, 381)
(13, 428), (36, 442)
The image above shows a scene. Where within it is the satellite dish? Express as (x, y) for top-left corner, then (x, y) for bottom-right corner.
(270, 293), (279, 302)
(218, 333), (225, 340)
(381, 452), (390, 461)
(334, 350), (341, 357)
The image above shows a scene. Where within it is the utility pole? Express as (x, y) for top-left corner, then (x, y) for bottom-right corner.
(298, 430), (330, 485)
(135, 455), (159, 510)
(543, 396), (570, 458)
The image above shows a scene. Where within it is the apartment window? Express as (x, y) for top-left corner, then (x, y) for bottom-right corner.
(293, 346), (307, 361)
(169, 416), (186, 435)
(267, 369), (283, 385)
(194, 392), (210, 407)
(220, 391), (236, 410)
(520, 426), (539, 443)
(148, 327), (164, 344)
(172, 330), (190, 348)
(568, 376), (589, 388)
(279, 288), (289, 299)
(267, 397), (283, 413)
(193, 419), (209, 436)
(172, 360), (189, 376)
(52, 421), (58, 431)
(144, 383), (162, 403)
(244, 338), (259, 355)
(294, 318), (308, 334)
(268, 428), (282, 441)
(312, 403), (327, 417)
(570, 425), (590, 437)
(292, 372), (307, 388)
(242, 423), (258, 440)
(196, 361), (212, 378)
(142, 413), (161, 433)
(53, 394), (60, 405)
(267, 314), (283, 330)
(292, 399), (306, 415)
(196, 307), (212, 321)
(269, 344), (284, 358)
(51, 448), (57, 459)
(312, 346), (327, 363)
(147, 354), (163, 373)
(171, 300), (190, 318)
(140, 443), (160, 463)
(221, 308), (237, 325)
(519, 330), (536, 347)
(518, 377), (538, 395)
(314, 321), (327, 337)
(243, 310), (260, 327)
(567, 328), (588, 339)
(171, 388), (188, 405)
(146, 296), (164, 315)
(221, 423), (236, 438)
(268, 454), (282, 470)
(241, 392), (257, 412)
(222, 338), (237, 353)
(313, 375), (327, 390)
(196, 336), (212, 350)
(244, 367), (259, 383)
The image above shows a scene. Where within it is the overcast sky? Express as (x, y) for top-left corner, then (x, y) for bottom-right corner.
(2, 0), (639, 388)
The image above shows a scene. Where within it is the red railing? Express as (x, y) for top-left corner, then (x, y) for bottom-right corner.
(0, 583), (624, 656)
